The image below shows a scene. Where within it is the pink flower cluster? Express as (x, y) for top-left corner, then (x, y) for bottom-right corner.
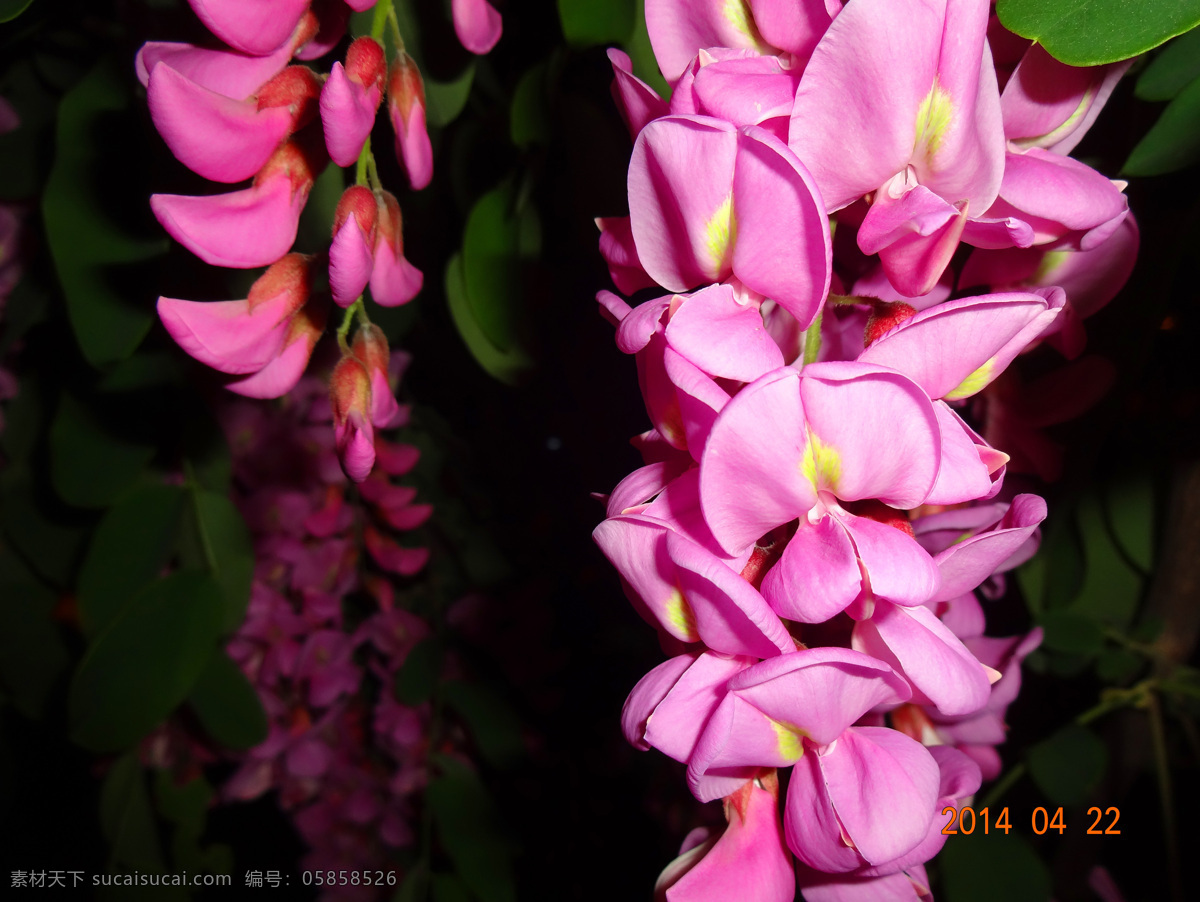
(147, 361), (435, 898)
(0, 98), (24, 440)
(593, 2), (1137, 899)
(140, 0), (502, 482)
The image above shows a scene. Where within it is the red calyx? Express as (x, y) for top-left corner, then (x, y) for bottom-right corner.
(387, 53), (425, 120)
(843, 498), (915, 537)
(247, 253), (313, 315)
(257, 66), (323, 131)
(333, 184), (379, 241)
(863, 300), (917, 348)
(346, 36), (387, 91)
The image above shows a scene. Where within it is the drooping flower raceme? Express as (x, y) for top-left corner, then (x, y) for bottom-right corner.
(594, 0), (1136, 898)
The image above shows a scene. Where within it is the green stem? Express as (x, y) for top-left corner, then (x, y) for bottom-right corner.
(337, 297), (366, 351)
(355, 135), (372, 186)
(802, 308), (824, 366)
(1147, 692), (1184, 902)
(369, 0), (392, 42)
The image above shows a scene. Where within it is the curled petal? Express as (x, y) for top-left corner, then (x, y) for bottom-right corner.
(320, 62), (383, 167)
(136, 41), (292, 100)
(607, 48), (668, 139)
(188, 0), (309, 56)
(330, 215), (376, 307)
(452, 0), (503, 55)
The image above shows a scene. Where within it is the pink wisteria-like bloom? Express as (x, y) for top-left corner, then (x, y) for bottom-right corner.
(594, 0), (1137, 897)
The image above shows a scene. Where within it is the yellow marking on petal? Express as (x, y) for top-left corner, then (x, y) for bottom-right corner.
(664, 588), (699, 642)
(1032, 249), (1070, 283)
(1012, 85), (1096, 151)
(801, 431), (842, 493)
(914, 78), (955, 160)
(704, 192), (736, 277)
(723, 0), (768, 49)
(944, 358), (996, 401)
(771, 719), (807, 762)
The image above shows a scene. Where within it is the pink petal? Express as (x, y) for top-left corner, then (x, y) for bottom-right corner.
(645, 0), (777, 84)
(188, 0), (309, 56)
(621, 654), (696, 751)
(593, 514), (695, 642)
(665, 283), (784, 382)
(689, 55), (800, 128)
(629, 115), (738, 292)
(329, 215), (375, 307)
(148, 63), (292, 183)
(922, 401), (995, 506)
(853, 601), (992, 716)
(615, 294), (670, 355)
(787, 727), (938, 870)
(1002, 44), (1131, 155)
(607, 48), (667, 139)
(136, 41), (292, 100)
(858, 177), (966, 298)
(151, 173), (305, 268)
(667, 531), (794, 658)
(371, 200), (424, 307)
(839, 511), (941, 607)
(663, 347), (730, 459)
(731, 126), (832, 329)
(597, 215), (657, 295)
(452, 0), (502, 55)
(320, 62), (383, 168)
(760, 515), (862, 623)
(226, 300), (329, 398)
(157, 287), (300, 375)
(932, 493), (1046, 602)
(860, 289), (1065, 400)
(747, 0), (839, 63)
(699, 367), (816, 554)
(364, 526), (430, 575)
(798, 362), (941, 507)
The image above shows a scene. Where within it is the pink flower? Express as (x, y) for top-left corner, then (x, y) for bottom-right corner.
(320, 38), (387, 167)
(387, 54), (432, 190)
(329, 353), (375, 483)
(452, 0), (502, 55)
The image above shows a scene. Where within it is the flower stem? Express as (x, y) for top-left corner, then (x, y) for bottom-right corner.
(369, 0), (392, 42)
(802, 308), (824, 366)
(337, 297), (366, 351)
(1147, 691), (1184, 902)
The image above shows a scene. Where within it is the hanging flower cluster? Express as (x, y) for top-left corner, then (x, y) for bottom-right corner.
(139, 0), (502, 482)
(146, 361), (436, 898)
(593, 1), (1137, 898)
(0, 99), (24, 440)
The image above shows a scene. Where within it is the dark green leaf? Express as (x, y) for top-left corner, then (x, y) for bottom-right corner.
(427, 65), (476, 128)
(445, 253), (534, 386)
(511, 63), (551, 149)
(432, 874), (472, 902)
(558, 0), (636, 49)
(96, 352), (187, 394)
(1071, 492), (1142, 628)
(183, 408), (233, 494)
(153, 769), (211, 828)
(997, 0), (1200, 66)
(0, 0), (35, 21)
(1124, 73), (1200, 175)
(1038, 608), (1105, 656)
(50, 394), (155, 509)
(0, 548), (69, 719)
(0, 465), (92, 587)
(1027, 723), (1108, 805)
(395, 637), (443, 706)
(1104, 476), (1154, 571)
(940, 830), (1051, 902)
(69, 571), (224, 752)
(394, 865), (431, 902)
(187, 489), (255, 631)
(1018, 510), (1084, 614)
(1130, 615), (1165, 642)
(188, 650), (268, 750)
(78, 484), (187, 635)
(1095, 648), (1143, 683)
(43, 56), (166, 367)
(443, 680), (524, 768)
(427, 755), (516, 902)
(0, 58), (56, 200)
(461, 183), (538, 353)
(1136, 27), (1200, 100)
(100, 752), (165, 872)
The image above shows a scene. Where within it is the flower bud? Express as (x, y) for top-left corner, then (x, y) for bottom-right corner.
(369, 191), (423, 306)
(386, 53), (432, 190)
(345, 36), (386, 92)
(330, 353), (375, 483)
(320, 37), (385, 167)
(351, 323), (405, 428)
(329, 186), (378, 307)
(864, 300), (917, 348)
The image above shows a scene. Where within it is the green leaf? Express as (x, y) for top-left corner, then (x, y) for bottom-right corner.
(0, 1), (36, 27)
(1027, 723), (1108, 805)
(1095, 648), (1143, 683)
(461, 183), (539, 353)
(43, 56), (166, 367)
(0, 548), (70, 719)
(940, 830), (1051, 902)
(427, 755), (516, 902)
(0, 59), (56, 201)
(0, 466), (92, 587)
(1070, 491), (1143, 628)
(1124, 73), (1200, 175)
(443, 681), (523, 768)
(69, 571), (224, 752)
(1104, 476), (1154, 572)
(996, 0), (1200, 66)
(153, 770), (232, 874)
(395, 637), (444, 706)
(96, 351), (187, 394)
(511, 63), (552, 149)
(100, 752), (165, 872)
(427, 65), (476, 129)
(446, 253), (534, 386)
(78, 484), (187, 635)
(186, 489), (255, 632)
(188, 650), (268, 750)
(50, 394), (155, 509)
(1018, 510), (1084, 614)
(1136, 27), (1200, 100)
(1038, 608), (1105, 657)
(432, 874), (473, 902)
(558, 0), (636, 48)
